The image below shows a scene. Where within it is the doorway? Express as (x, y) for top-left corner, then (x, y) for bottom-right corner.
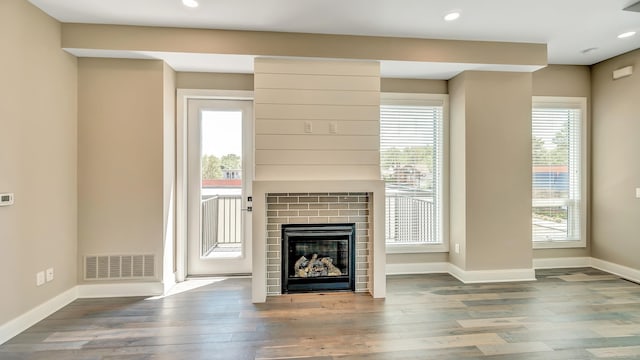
(185, 98), (253, 276)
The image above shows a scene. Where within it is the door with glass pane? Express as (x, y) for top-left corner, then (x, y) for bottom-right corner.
(187, 99), (252, 276)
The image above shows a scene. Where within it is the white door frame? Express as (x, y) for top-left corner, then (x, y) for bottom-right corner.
(176, 89), (254, 282)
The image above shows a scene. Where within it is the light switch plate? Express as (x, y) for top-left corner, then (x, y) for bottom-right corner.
(36, 271), (45, 286)
(636, 188), (640, 198)
(46, 268), (54, 282)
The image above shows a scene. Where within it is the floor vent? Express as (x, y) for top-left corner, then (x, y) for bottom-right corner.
(84, 255), (155, 280)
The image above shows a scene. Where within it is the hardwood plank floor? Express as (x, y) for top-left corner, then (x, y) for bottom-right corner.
(1, 268), (639, 359)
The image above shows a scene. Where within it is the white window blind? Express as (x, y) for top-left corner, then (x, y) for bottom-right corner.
(532, 103), (583, 243)
(380, 103), (443, 245)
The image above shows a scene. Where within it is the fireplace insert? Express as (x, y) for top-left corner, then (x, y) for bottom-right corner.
(281, 223), (355, 293)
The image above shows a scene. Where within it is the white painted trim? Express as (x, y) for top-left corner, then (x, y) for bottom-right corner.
(381, 93), (450, 255)
(533, 257), (591, 269)
(77, 282), (163, 298)
(591, 258), (640, 284)
(386, 262), (537, 283)
(386, 244), (448, 254)
(532, 96), (588, 249)
(448, 264), (536, 284)
(163, 272), (177, 294)
(175, 89), (255, 282)
(386, 262), (448, 275)
(0, 287), (77, 345)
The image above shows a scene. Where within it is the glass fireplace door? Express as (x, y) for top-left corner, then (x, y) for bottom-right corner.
(282, 224), (355, 293)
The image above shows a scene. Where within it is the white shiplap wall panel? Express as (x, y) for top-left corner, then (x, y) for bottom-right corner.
(255, 119), (379, 136)
(255, 73), (380, 91)
(256, 150), (379, 165)
(256, 89), (379, 106)
(254, 58), (379, 77)
(255, 165), (381, 181)
(255, 104), (378, 121)
(255, 135), (379, 151)
(254, 58), (381, 181)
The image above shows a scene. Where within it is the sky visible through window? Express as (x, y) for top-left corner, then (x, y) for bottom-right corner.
(201, 110), (242, 157)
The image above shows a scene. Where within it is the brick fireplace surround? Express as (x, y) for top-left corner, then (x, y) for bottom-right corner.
(266, 192), (370, 295)
(251, 180), (386, 303)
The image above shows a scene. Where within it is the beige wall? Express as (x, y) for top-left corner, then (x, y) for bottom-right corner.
(448, 73), (467, 269)
(176, 72), (254, 91)
(591, 49), (640, 270)
(78, 58), (165, 283)
(62, 24), (546, 68)
(0, 0), (77, 324)
(254, 58), (381, 181)
(175, 73), (448, 95)
(450, 71), (533, 271)
(381, 78), (448, 94)
(533, 65), (591, 97)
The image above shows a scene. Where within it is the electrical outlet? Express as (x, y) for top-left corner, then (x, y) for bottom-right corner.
(46, 268), (54, 282)
(36, 271), (45, 286)
(454, 243), (460, 254)
(304, 121), (312, 133)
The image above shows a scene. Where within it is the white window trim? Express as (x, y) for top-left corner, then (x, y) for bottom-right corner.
(532, 96), (587, 249)
(381, 92), (449, 253)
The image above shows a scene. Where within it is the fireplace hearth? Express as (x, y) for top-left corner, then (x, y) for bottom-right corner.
(281, 223), (355, 293)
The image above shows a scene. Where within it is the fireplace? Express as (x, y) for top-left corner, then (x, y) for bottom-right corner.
(253, 185), (385, 302)
(281, 223), (356, 293)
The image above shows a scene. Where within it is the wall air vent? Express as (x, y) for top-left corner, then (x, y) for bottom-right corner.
(84, 254), (155, 280)
(624, 1), (640, 12)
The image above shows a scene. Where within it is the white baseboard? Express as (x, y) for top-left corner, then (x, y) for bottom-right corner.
(591, 258), (640, 284)
(77, 282), (164, 298)
(386, 261), (536, 283)
(1, 281), (165, 345)
(448, 264), (537, 283)
(0, 286), (77, 345)
(388, 257), (640, 285)
(3, 259), (637, 345)
(533, 257), (591, 269)
(386, 262), (449, 275)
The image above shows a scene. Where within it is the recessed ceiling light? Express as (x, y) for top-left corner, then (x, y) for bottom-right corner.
(444, 12), (461, 21)
(617, 31), (636, 39)
(182, 0), (199, 8)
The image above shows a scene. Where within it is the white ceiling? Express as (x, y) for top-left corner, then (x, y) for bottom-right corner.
(30, 0), (640, 79)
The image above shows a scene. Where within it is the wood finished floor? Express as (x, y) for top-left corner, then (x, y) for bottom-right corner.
(2, 268), (640, 359)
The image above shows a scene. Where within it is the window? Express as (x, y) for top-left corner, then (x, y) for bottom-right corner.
(532, 97), (586, 247)
(380, 94), (447, 251)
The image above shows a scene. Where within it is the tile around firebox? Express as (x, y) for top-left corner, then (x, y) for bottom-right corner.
(265, 192), (371, 295)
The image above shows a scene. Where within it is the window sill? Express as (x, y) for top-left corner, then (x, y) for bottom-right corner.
(533, 240), (586, 249)
(386, 243), (448, 254)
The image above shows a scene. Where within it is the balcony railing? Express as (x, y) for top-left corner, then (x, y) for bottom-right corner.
(201, 195), (242, 256)
(203, 192), (440, 253)
(385, 193), (436, 244)
(532, 198), (579, 242)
